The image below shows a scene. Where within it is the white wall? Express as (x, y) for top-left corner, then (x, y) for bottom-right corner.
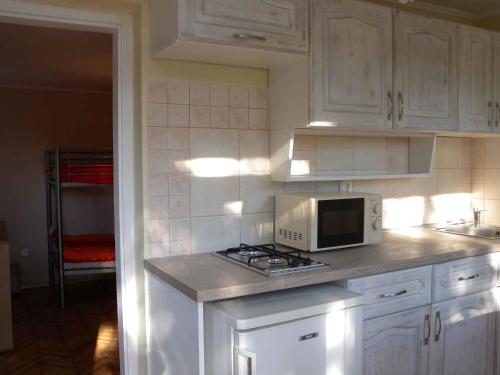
(144, 79), (475, 258)
(0, 87), (114, 287)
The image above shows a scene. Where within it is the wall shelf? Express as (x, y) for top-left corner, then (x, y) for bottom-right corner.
(270, 128), (436, 182)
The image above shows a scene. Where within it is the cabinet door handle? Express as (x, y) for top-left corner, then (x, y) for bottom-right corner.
(424, 314), (431, 345)
(398, 92), (404, 122)
(233, 33), (266, 42)
(434, 311), (442, 342)
(458, 273), (479, 281)
(379, 289), (407, 299)
(488, 101), (493, 127)
(496, 102), (500, 127)
(388, 91), (394, 121)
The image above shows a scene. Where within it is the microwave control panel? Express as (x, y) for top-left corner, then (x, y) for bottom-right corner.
(370, 195), (383, 243)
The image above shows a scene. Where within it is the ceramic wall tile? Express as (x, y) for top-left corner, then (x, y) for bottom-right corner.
(436, 137), (462, 169)
(241, 213), (274, 244)
(485, 169), (500, 199)
(147, 196), (169, 220)
(170, 240), (192, 256)
(210, 84), (229, 107)
(191, 215), (240, 254)
(317, 137), (353, 171)
(167, 128), (189, 151)
(191, 175), (240, 216)
(210, 106), (229, 128)
(147, 103), (168, 126)
(168, 80), (189, 104)
(249, 108), (267, 129)
(169, 218), (191, 241)
(147, 219), (170, 243)
(240, 130), (269, 173)
(148, 242), (170, 258)
(190, 82), (210, 106)
(229, 86), (249, 108)
(148, 173), (169, 197)
(240, 173), (280, 214)
(147, 127), (168, 150)
(169, 195), (190, 218)
(147, 81), (168, 104)
(249, 87), (267, 109)
(190, 106), (210, 128)
(168, 104), (189, 127)
(230, 108), (249, 129)
(353, 138), (386, 171)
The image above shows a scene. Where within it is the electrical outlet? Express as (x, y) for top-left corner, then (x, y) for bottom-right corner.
(340, 180), (353, 193)
(21, 248), (29, 257)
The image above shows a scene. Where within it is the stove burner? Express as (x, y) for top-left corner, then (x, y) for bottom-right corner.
(215, 243), (330, 277)
(267, 255), (284, 265)
(239, 249), (263, 257)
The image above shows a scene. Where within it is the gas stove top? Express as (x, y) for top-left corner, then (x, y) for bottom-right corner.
(214, 243), (330, 277)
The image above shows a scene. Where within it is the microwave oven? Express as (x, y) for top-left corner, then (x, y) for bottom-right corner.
(275, 192), (382, 252)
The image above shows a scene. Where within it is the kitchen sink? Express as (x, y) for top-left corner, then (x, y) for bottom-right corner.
(436, 224), (500, 239)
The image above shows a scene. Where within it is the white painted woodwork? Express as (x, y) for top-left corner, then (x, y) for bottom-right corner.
(493, 33), (500, 132)
(204, 283), (364, 375)
(394, 11), (459, 131)
(310, 0), (393, 129)
(363, 306), (430, 375)
(269, 127), (436, 182)
(495, 287), (500, 375)
(145, 271), (205, 375)
(429, 290), (496, 375)
(459, 26), (493, 132)
(432, 254), (498, 302)
(345, 266), (432, 320)
(150, 0), (308, 68)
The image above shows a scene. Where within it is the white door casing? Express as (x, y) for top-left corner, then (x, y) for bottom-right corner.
(0, 1), (140, 374)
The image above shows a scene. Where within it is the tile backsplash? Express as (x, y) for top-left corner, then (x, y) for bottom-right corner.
(144, 79), (475, 258)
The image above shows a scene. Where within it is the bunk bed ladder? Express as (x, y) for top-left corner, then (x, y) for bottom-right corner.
(45, 151), (54, 288)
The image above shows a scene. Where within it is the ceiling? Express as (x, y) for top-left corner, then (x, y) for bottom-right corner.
(416, 0), (500, 16)
(0, 22), (112, 93)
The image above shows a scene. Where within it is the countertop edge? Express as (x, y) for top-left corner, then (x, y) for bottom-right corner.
(145, 243), (500, 303)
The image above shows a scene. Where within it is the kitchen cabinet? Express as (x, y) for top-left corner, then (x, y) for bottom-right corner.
(493, 33), (500, 132)
(429, 291), (496, 375)
(150, 0), (308, 68)
(363, 306), (430, 375)
(394, 11), (459, 131)
(459, 26), (493, 132)
(310, 0), (393, 129)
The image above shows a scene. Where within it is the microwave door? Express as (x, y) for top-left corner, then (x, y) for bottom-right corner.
(317, 198), (365, 249)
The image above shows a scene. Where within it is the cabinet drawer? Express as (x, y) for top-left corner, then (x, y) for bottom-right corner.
(179, 0), (308, 53)
(346, 266), (432, 319)
(432, 255), (498, 303)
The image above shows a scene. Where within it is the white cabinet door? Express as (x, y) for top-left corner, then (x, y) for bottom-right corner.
(234, 307), (363, 375)
(363, 306), (431, 375)
(310, 0), (393, 129)
(394, 11), (459, 131)
(179, 0), (308, 53)
(493, 33), (500, 132)
(460, 26), (493, 132)
(429, 291), (496, 375)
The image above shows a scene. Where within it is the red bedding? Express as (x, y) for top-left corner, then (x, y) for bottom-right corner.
(58, 163), (113, 185)
(59, 234), (116, 263)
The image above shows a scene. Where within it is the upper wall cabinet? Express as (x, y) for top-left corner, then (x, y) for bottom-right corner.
(460, 26), (493, 132)
(310, 0), (393, 129)
(394, 11), (459, 131)
(150, 0), (308, 68)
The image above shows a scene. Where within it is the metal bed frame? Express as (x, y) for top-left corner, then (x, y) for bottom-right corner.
(45, 147), (114, 307)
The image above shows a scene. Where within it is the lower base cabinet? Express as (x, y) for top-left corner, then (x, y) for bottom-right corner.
(429, 291), (496, 375)
(363, 291), (496, 375)
(363, 306), (430, 375)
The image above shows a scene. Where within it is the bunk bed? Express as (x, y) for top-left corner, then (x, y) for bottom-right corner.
(45, 147), (115, 307)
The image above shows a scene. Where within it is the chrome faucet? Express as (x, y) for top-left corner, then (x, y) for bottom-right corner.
(473, 208), (487, 227)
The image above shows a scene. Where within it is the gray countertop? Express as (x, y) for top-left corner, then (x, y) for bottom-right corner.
(144, 227), (500, 302)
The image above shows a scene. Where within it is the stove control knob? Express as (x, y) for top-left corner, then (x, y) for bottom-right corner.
(372, 217), (382, 230)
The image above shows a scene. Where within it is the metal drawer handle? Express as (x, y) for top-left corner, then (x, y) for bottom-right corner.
(233, 33), (266, 42)
(388, 91), (394, 121)
(496, 102), (500, 127)
(458, 273), (479, 281)
(299, 332), (319, 341)
(398, 92), (404, 121)
(424, 314), (431, 345)
(489, 101), (493, 127)
(434, 311), (442, 342)
(379, 289), (407, 299)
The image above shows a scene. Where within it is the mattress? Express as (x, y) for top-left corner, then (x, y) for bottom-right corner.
(59, 234), (116, 266)
(53, 162), (113, 185)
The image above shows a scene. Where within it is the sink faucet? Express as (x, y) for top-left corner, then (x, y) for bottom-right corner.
(473, 208), (487, 227)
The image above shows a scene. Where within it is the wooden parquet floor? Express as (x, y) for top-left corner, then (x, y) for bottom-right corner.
(0, 279), (120, 375)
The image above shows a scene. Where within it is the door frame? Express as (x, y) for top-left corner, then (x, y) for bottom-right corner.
(0, 1), (141, 374)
